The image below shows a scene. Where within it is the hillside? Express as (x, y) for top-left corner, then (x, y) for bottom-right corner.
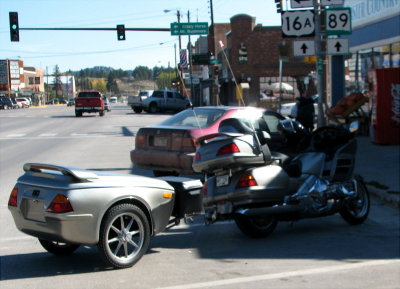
(117, 78), (157, 95)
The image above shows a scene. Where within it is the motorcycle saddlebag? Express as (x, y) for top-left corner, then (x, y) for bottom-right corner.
(160, 176), (204, 219)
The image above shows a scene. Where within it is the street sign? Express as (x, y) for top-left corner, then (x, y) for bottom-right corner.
(321, 0), (344, 6)
(281, 10), (315, 37)
(170, 22), (208, 36)
(293, 40), (315, 56)
(325, 8), (352, 35)
(327, 38), (349, 55)
(290, 0), (313, 9)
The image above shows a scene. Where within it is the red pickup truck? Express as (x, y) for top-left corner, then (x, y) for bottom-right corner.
(75, 91), (105, 117)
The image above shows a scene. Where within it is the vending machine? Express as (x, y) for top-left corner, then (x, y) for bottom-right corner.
(368, 67), (400, 145)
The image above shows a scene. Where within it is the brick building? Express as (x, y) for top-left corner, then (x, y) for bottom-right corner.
(209, 14), (316, 106)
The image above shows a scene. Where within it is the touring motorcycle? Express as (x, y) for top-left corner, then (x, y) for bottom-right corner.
(192, 117), (370, 238)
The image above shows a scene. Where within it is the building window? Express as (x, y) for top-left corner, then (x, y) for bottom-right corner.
(35, 77), (40, 84)
(29, 77), (34, 85)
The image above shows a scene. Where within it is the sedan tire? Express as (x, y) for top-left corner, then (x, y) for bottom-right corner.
(98, 204), (150, 269)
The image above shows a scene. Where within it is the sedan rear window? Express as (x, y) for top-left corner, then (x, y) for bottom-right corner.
(160, 108), (226, 128)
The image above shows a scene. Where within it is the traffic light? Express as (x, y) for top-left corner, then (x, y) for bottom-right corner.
(9, 12), (19, 42)
(116, 24), (126, 41)
(275, 0), (282, 13)
(213, 65), (219, 77)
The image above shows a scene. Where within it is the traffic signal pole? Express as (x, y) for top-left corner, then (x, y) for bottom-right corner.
(314, 0), (327, 127)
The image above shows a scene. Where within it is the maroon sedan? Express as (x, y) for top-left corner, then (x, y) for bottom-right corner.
(131, 106), (286, 176)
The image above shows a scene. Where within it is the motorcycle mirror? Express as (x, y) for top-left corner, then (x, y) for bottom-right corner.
(262, 131), (271, 140)
(278, 119), (295, 133)
(349, 121), (359, 133)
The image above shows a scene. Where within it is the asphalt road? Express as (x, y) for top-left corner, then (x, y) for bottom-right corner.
(0, 105), (399, 289)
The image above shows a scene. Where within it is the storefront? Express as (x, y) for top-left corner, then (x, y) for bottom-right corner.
(344, 0), (400, 144)
(345, 0), (400, 92)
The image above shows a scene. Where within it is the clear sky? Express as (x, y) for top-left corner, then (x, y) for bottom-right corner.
(1, 0), (282, 73)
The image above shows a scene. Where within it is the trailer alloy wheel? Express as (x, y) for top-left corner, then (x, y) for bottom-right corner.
(39, 239), (80, 256)
(234, 214), (277, 238)
(98, 203), (150, 269)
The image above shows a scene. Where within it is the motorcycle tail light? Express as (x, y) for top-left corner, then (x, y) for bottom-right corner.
(217, 143), (240, 156)
(236, 174), (258, 188)
(47, 194), (73, 213)
(8, 187), (18, 207)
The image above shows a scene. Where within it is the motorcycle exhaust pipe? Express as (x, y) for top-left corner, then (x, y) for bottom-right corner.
(236, 204), (303, 217)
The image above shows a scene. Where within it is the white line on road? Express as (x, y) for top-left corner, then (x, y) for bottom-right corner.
(157, 259), (400, 289)
(39, 133), (58, 137)
(6, 133), (26, 138)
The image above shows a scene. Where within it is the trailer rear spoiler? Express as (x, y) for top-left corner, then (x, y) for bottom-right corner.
(23, 163), (99, 181)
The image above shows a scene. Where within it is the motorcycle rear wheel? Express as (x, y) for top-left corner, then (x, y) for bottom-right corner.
(340, 176), (370, 225)
(234, 214), (277, 238)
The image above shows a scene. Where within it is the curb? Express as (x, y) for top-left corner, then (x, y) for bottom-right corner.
(367, 185), (400, 209)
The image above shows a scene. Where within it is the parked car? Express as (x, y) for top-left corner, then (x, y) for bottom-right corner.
(0, 97), (18, 109)
(109, 96), (118, 103)
(15, 97), (31, 108)
(16, 97), (30, 108)
(59, 99), (67, 104)
(67, 98), (75, 106)
(131, 106), (286, 176)
(12, 98), (23, 108)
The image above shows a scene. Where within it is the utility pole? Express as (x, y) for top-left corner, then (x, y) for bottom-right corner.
(187, 11), (194, 102)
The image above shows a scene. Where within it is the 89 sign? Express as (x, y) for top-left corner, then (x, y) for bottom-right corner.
(325, 7), (352, 35)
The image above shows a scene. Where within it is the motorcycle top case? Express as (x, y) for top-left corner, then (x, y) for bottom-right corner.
(160, 176), (204, 219)
(193, 133), (267, 173)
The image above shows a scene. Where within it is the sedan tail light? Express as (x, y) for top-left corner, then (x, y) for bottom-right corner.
(217, 143), (240, 156)
(47, 194), (73, 213)
(236, 174), (258, 188)
(8, 187), (18, 207)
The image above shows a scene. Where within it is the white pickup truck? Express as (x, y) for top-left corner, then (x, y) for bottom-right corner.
(127, 90), (153, 113)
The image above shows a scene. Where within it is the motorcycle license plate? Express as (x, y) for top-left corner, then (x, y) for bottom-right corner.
(216, 175), (229, 187)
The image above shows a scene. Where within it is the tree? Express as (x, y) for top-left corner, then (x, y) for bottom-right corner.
(133, 66), (152, 80)
(53, 65), (63, 98)
(156, 72), (175, 90)
(106, 71), (119, 94)
(92, 78), (107, 93)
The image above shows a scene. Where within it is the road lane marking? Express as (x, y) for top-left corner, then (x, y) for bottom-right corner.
(39, 133), (58, 137)
(6, 133), (26, 138)
(157, 259), (400, 289)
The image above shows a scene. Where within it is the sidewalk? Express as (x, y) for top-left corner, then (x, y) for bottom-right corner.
(355, 136), (400, 209)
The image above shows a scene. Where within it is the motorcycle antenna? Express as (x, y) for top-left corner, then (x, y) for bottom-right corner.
(219, 40), (246, 107)
(175, 66), (204, 132)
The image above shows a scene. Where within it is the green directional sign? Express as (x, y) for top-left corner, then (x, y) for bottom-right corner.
(170, 22), (208, 36)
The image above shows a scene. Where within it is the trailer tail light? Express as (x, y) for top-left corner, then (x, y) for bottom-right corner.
(217, 143), (240, 156)
(8, 187), (18, 207)
(47, 194), (73, 213)
(236, 174), (258, 188)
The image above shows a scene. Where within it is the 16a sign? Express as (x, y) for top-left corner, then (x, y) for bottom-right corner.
(325, 7), (352, 35)
(281, 10), (315, 37)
